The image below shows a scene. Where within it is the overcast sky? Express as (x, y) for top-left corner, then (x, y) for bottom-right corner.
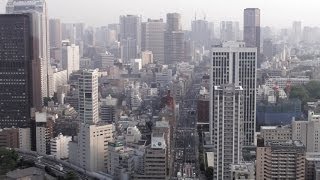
(1, 0), (320, 29)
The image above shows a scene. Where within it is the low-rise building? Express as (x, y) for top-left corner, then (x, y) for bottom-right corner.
(231, 162), (255, 180)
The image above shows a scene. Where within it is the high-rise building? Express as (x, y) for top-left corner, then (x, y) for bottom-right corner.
(0, 14), (34, 128)
(256, 140), (305, 180)
(263, 38), (273, 59)
(165, 13), (185, 64)
(61, 40), (80, 79)
(7, 0), (52, 100)
(220, 21), (240, 42)
(141, 19), (165, 64)
(69, 123), (113, 172)
(211, 42), (257, 146)
(120, 15), (141, 63)
(35, 112), (54, 155)
(78, 69), (99, 124)
(212, 85), (244, 179)
(291, 21), (302, 45)
(49, 18), (62, 61)
(191, 19), (210, 48)
(292, 111), (320, 153)
(244, 8), (261, 67)
(101, 95), (118, 123)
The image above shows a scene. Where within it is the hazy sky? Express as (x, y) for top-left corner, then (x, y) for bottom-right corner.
(1, 0), (320, 29)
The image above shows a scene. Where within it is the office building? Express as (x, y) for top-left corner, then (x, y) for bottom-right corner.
(260, 126), (292, 142)
(141, 19), (165, 64)
(101, 95), (118, 123)
(292, 111), (320, 152)
(49, 18), (62, 61)
(191, 19), (210, 48)
(107, 141), (135, 178)
(220, 21), (240, 42)
(19, 128), (31, 151)
(134, 133), (167, 180)
(305, 153), (320, 180)
(212, 85), (244, 179)
(61, 40), (80, 79)
(0, 128), (19, 148)
(120, 15), (141, 63)
(0, 14), (35, 128)
(78, 69), (99, 124)
(7, 0), (52, 100)
(165, 13), (185, 64)
(50, 133), (72, 159)
(141, 51), (154, 67)
(121, 38), (138, 64)
(244, 8), (261, 67)
(292, 21), (302, 45)
(69, 123), (113, 172)
(35, 112), (54, 155)
(263, 38), (273, 59)
(52, 68), (68, 93)
(256, 140), (305, 180)
(211, 42), (257, 146)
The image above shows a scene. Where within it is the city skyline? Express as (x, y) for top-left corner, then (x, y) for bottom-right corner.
(1, 0), (320, 28)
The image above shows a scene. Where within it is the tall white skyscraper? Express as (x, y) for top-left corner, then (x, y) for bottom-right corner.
(6, 0), (52, 102)
(212, 85), (244, 179)
(141, 19), (165, 64)
(61, 40), (80, 79)
(211, 41), (257, 146)
(78, 69), (99, 124)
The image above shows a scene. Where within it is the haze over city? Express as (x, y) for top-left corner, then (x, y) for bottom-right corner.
(3, 0), (320, 179)
(1, 0), (320, 27)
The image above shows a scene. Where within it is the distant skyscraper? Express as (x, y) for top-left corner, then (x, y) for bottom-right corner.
(165, 13), (185, 64)
(263, 38), (273, 59)
(119, 15), (141, 63)
(141, 19), (165, 64)
(191, 19), (210, 48)
(61, 40), (80, 79)
(49, 18), (62, 49)
(0, 14), (34, 128)
(212, 85), (244, 179)
(244, 8), (261, 67)
(78, 69), (99, 124)
(7, 0), (52, 101)
(49, 19), (62, 61)
(211, 42), (257, 146)
(292, 21), (302, 45)
(220, 21), (240, 42)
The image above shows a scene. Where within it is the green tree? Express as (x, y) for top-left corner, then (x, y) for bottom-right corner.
(305, 81), (320, 99)
(65, 171), (77, 180)
(205, 167), (213, 180)
(0, 148), (18, 175)
(289, 85), (309, 103)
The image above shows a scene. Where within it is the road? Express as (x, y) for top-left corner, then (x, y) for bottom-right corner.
(171, 74), (202, 179)
(15, 149), (113, 180)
